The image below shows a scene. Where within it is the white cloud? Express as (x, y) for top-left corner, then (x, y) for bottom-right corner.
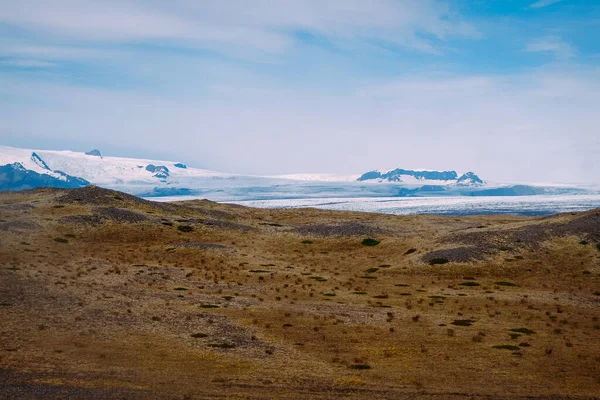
(0, 59), (56, 68)
(0, 41), (119, 61)
(0, 0), (479, 56)
(529, 0), (564, 9)
(526, 36), (576, 59)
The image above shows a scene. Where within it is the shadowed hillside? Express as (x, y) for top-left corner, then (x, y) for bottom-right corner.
(1, 186), (599, 399)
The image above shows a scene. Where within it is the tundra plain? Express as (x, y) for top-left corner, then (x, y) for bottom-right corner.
(1, 186), (599, 399)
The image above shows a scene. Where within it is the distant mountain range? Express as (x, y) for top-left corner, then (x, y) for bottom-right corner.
(0, 146), (594, 200)
(357, 168), (484, 187)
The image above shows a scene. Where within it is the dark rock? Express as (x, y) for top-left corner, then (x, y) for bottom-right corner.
(456, 172), (484, 186)
(145, 165), (169, 181)
(30, 152), (50, 170)
(358, 168), (458, 182)
(85, 149), (103, 158)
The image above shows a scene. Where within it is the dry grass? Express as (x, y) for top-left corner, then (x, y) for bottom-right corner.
(0, 186), (599, 399)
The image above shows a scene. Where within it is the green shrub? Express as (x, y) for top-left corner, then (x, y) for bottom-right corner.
(301, 240), (313, 244)
(404, 248), (417, 255)
(366, 267), (379, 273)
(495, 281), (518, 287)
(362, 238), (380, 246)
(54, 237), (68, 243)
(451, 319), (475, 327)
(310, 276), (327, 282)
(177, 225), (194, 232)
(173, 287), (188, 291)
(323, 293), (336, 297)
(191, 333), (208, 338)
(459, 282), (480, 287)
(350, 364), (371, 370)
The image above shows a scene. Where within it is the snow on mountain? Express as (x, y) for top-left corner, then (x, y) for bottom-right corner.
(0, 146), (231, 188)
(456, 172), (485, 187)
(269, 173), (360, 182)
(357, 168), (485, 187)
(1, 146), (594, 201)
(0, 161), (89, 191)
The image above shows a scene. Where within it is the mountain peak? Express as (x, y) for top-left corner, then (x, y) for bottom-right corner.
(30, 152), (50, 170)
(357, 167), (484, 187)
(85, 149), (103, 158)
(456, 171), (484, 186)
(358, 168), (459, 183)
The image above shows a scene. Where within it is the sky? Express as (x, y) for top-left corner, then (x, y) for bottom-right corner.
(0, 0), (599, 184)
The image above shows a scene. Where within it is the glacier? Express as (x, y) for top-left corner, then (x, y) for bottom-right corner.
(1, 145), (599, 216)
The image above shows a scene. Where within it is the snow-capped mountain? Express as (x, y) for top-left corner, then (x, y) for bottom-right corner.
(0, 145), (231, 191)
(0, 146), (593, 200)
(0, 162), (89, 191)
(357, 168), (485, 187)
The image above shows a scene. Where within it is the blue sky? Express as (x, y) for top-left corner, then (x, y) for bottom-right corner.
(1, 0), (599, 183)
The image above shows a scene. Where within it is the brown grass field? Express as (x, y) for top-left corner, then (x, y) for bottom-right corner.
(1, 186), (599, 399)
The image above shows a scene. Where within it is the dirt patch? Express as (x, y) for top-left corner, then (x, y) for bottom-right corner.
(172, 242), (228, 250)
(0, 221), (40, 232)
(295, 222), (383, 237)
(58, 215), (103, 226)
(450, 210), (600, 253)
(93, 207), (148, 223)
(423, 246), (487, 264)
(201, 219), (255, 231)
(0, 204), (35, 212)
